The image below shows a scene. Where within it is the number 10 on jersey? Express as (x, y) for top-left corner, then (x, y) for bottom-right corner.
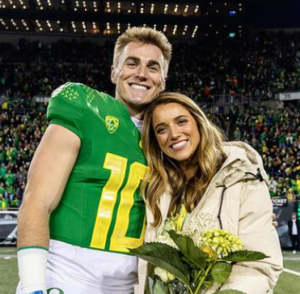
(90, 153), (148, 253)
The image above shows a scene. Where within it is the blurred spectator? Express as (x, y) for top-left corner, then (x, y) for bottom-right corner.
(0, 194), (8, 210)
(288, 212), (300, 254)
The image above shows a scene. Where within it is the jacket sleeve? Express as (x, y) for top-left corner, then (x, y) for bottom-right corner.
(218, 179), (283, 294)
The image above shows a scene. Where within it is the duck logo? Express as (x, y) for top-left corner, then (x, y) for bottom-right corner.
(105, 116), (119, 134)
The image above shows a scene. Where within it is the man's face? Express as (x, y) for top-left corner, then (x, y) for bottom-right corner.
(111, 42), (166, 119)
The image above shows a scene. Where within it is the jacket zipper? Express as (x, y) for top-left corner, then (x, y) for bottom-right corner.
(217, 187), (227, 230)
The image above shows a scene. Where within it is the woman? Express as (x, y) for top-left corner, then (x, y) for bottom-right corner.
(136, 92), (283, 294)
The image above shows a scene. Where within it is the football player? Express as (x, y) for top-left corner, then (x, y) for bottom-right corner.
(16, 27), (172, 294)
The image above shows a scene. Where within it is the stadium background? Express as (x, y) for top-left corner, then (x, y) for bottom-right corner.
(1, 0), (300, 293)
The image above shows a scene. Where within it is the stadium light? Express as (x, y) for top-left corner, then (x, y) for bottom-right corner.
(151, 3), (155, 14)
(164, 4), (168, 14)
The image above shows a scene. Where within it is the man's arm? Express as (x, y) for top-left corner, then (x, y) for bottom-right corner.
(18, 124), (80, 248)
(17, 124), (80, 294)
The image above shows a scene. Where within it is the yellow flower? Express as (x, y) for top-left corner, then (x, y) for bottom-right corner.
(201, 246), (214, 258)
(201, 229), (243, 257)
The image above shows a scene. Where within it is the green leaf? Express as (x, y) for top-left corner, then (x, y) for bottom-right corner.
(212, 290), (247, 294)
(211, 263), (232, 284)
(153, 279), (169, 294)
(223, 250), (269, 262)
(203, 275), (214, 289)
(168, 230), (207, 270)
(129, 243), (189, 285)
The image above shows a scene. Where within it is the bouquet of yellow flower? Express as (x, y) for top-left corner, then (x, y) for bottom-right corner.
(130, 213), (268, 294)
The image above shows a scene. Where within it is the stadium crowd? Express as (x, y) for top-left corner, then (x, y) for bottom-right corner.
(1, 31), (300, 209)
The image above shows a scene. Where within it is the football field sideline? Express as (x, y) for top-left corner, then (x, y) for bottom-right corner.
(283, 268), (300, 276)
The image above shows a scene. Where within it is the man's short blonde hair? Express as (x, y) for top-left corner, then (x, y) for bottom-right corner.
(113, 27), (172, 77)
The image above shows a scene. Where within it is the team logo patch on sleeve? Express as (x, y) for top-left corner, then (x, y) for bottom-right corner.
(105, 116), (119, 134)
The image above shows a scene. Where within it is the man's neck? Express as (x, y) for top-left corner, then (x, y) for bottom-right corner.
(131, 116), (143, 132)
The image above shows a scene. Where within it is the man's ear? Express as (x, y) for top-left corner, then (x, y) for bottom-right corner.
(160, 77), (167, 92)
(111, 65), (117, 84)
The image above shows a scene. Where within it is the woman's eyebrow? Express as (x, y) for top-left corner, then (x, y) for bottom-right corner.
(154, 115), (188, 130)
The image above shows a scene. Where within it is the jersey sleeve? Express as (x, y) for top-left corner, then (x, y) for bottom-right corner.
(47, 83), (84, 139)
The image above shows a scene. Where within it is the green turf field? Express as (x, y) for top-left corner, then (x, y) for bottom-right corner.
(1, 248), (300, 294)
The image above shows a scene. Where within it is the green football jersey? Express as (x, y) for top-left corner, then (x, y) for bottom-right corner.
(47, 83), (147, 254)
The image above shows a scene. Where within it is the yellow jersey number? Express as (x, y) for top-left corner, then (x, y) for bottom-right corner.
(90, 153), (148, 253)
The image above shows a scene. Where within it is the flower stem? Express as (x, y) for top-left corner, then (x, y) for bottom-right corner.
(193, 263), (214, 294)
(188, 285), (194, 294)
(194, 269), (203, 284)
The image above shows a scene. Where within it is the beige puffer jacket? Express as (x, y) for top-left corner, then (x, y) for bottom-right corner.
(134, 141), (283, 294)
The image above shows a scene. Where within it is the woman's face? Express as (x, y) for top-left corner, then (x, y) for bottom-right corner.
(152, 102), (200, 165)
